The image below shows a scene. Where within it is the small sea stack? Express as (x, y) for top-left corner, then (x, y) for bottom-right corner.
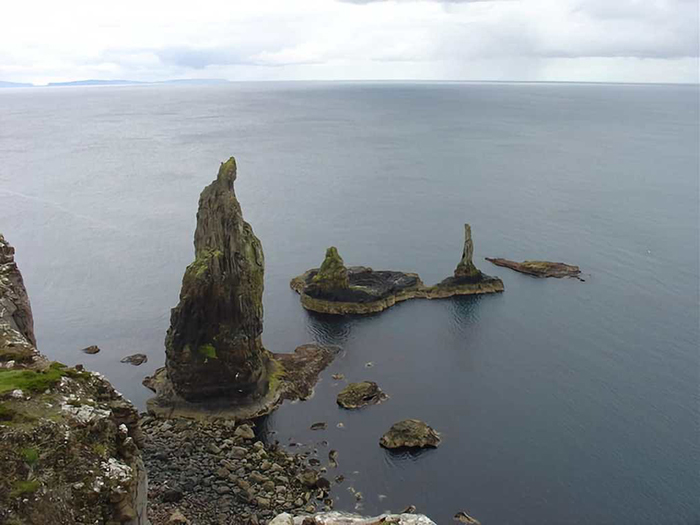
(290, 223), (504, 315)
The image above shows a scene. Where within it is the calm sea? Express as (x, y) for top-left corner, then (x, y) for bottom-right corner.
(0, 82), (698, 524)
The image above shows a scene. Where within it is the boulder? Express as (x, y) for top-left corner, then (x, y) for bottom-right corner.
(380, 419), (441, 449)
(121, 353), (148, 366)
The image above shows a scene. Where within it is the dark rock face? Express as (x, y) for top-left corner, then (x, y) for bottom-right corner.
(165, 158), (270, 401)
(0, 234), (35, 347)
(380, 419), (441, 449)
(453, 224), (482, 281)
(337, 381), (388, 409)
(485, 258), (582, 279)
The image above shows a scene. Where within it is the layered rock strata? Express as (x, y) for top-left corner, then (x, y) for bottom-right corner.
(291, 224), (503, 315)
(147, 158), (336, 419)
(485, 258), (582, 279)
(0, 234), (147, 525)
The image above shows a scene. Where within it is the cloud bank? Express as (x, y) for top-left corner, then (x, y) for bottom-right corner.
(0, 0), (697, 84)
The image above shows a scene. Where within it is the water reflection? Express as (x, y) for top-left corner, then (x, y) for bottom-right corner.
(304, 310), (356, 346)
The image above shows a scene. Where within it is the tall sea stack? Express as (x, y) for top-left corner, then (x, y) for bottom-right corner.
(165, 157), (270, 401)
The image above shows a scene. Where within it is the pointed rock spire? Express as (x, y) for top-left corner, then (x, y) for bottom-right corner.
(454, 224), (482, 280)
(164, 157), (269, 401)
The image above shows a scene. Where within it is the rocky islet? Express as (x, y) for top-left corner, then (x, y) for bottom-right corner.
(291, 224), (504, 315)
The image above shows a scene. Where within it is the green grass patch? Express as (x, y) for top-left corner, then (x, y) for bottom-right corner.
(21, 448), (38, 466)
(198, 344), (217, 360)
(0, 363), (72, 394)
(10, 480), (40, 498)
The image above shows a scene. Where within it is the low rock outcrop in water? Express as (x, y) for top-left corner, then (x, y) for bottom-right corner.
(290, 224), (504, 315)
(485, 258), (582, 279)
(379, 419), (441, 449)
(146, 158), (336, 419)
(336, 381), (387, 409)
(0, 234), (147, 525)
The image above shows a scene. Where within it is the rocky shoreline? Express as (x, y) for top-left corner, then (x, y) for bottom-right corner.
(291, 225), (504, 315)
(143, 417), (339, 525)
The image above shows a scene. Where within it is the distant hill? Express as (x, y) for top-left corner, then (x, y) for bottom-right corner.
(0, 79), (230, 89)
(48, 79), (230, 87)
(0, 81), (33, 88)
(47, 79), (141, 87)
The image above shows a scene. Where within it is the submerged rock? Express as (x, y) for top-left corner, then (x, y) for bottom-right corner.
(379, 419), (441, 449)
(336, 381), (388, 409)
(121, 353), (148, 366)
(485, 258), (582, 279)
(454, 511), (482, 524)
(291, 224), (503, 315)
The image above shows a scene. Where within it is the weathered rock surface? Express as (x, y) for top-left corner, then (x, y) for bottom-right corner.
(291, 224), (504, 315)
(271, 512), (436, 524)
(485, 258), (582, 279)
(336, 382), (387, 409)
(454, 511), (482, 524)
(0, 234), (147, 525)
(147, 158), (337, 420)
(380, 419), (441, 449)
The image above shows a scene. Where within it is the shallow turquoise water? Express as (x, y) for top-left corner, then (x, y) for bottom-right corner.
(1, 82), (698, 524)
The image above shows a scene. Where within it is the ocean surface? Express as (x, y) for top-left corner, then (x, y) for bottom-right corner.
(0, 81), (698, 525)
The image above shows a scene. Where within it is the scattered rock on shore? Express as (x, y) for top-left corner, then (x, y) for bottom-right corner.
(143, 417), (335, 524)
(337, 382), (387, 409)
(380, 419), (441, 449)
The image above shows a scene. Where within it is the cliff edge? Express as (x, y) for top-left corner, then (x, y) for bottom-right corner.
(0, 234), (148, 525)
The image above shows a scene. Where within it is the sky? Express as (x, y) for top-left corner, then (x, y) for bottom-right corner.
(1, 0), (698, 85)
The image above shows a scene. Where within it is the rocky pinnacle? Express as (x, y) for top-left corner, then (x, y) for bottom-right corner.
(454, 223), (481, 280)
(165, 157), (270, 401)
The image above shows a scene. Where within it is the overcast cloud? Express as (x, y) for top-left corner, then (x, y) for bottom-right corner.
(1, 0), (697, 84)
